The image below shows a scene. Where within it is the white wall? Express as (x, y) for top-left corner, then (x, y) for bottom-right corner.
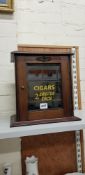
(0, 2), (21, 175)
(0, 0), (85, 174)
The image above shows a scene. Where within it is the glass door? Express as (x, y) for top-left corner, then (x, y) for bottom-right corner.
(27, 64), (63, 111)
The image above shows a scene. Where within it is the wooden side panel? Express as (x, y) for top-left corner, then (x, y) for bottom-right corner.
(75, 47), (82, 109)
(21, 131), (83, 175)
(18, 45), (71, 54)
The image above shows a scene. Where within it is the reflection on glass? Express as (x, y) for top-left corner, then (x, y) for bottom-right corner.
(26, 64), (63, 111)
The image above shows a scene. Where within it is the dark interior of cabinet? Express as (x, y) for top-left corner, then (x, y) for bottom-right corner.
(11, 51), (80, 127)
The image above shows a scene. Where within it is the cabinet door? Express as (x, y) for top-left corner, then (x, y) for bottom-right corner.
(15, 55), (73, 122)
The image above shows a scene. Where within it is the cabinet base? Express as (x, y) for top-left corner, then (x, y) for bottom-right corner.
(10, 115), (81, 127)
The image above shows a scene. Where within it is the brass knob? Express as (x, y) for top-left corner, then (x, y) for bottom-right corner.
(20, 85), (25, 89)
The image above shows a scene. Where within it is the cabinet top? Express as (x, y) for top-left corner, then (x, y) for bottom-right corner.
(11, 51), (73, 62)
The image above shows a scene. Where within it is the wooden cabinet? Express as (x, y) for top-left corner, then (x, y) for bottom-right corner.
(11, 50), (80, 126)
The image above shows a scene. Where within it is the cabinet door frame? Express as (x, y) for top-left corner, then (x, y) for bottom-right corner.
(15, 53), (73, 123)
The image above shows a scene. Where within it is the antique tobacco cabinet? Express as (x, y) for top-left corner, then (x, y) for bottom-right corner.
(11, 51), (80, 126)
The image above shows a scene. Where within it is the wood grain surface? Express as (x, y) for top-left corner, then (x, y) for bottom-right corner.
(21, 131), (84, 175)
